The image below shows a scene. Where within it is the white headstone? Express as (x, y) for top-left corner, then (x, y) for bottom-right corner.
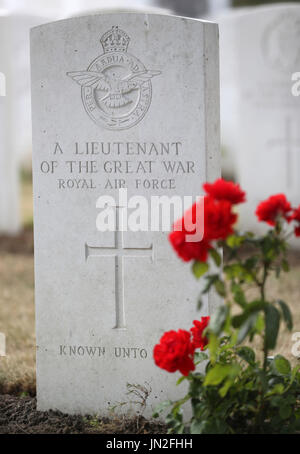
(0, 10), (20, 234)
(0, 11), (55, 234)
(218, 11), (239, 179)
(31, 13), (220, 416)
(221, 5), (300, 236)
(213, 7), (252, 180)
(9, 14), (55, 167)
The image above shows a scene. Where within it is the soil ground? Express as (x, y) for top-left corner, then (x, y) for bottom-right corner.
(0, 394), (166, 434)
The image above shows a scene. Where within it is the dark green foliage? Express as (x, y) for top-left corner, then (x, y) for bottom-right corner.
(154, 225), (300, 434)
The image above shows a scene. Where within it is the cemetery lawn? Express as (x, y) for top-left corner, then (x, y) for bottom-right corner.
(0, 178), (299, 432)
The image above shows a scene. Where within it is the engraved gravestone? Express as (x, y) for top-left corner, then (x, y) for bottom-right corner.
(222, 5), (300, 237)
(31, 13), (220, 416)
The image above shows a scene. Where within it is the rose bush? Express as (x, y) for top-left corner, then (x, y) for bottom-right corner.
(153, 179), (300, 434)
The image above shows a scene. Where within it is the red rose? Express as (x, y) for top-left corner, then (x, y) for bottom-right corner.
(169, 230), (212, 262)
(153, 329), (195, 376)
(203, 178), (246, 205)
(291, 206), (300, 237)
(191, 317), (210, 350)
(169, 200), (212, 262)
(255, 194), (292, 226)
(169, 196), (236, 262)
(204, 196), (237, 241)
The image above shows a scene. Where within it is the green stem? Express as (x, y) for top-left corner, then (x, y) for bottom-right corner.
(261, 263), (269, 373)
(257, 261), (269, 433)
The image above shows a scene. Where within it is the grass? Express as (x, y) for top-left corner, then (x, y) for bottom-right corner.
(0, 253), (35, 395)
(0, 175), (299, 396)
(20, 170), (33, 229)
(0, 171), (35, 395)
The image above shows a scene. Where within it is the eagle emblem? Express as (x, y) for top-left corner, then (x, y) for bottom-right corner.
(67, 26), (161, 130)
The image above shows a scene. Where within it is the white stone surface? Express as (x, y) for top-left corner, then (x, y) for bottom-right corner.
(31, 13), (220, 417)
(220, 5), (300, 238)
(0, 11), (54, 233)
(213, 7), (251, 180)
(0, 10), (20, 234)
(9, 14), (53, 166)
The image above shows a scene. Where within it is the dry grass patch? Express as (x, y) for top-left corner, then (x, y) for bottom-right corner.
(0, 253), (36, 395)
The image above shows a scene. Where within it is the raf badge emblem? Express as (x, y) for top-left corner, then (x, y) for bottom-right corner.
(67, 26), (161, 130)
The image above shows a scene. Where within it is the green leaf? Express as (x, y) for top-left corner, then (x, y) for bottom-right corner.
(204, 363), (240, 387)
(214, 279), (226, 297)
(208, 332), (219, 364)
(202, 274), (219, 294)
(226, 234), (245, 249)
(223, 263), (253, 283)
(204, 364), (231, 386)
(237, 346), (256, 365)
(209, 305), (228, 335)
(279, 405), (292, 420)
(267, 383), (285, 397)
(281, 259), (290, 272)
(197, 298), (203, 311)
(237, 314), (258, 344)
(194, 351), (208, 364)
(255, 314), (265, 333)
(232, 300), (266, 328)
(224, 263), (244, 279)
(274, 355), (291, 375)
(277, 300), (293, 331)
(219, 379), (234, 398)
(232, 285), (247, 308)
(291, 365), (300, 383)
(190, 420), (203, 434)
(192, 261), (209, 279)
(209, 248), (222, 267)
(244, 256), (259, 271)
(265, 304), (281, 350)
(153, 400), (173, 418)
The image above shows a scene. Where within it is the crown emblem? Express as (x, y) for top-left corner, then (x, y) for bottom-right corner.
(100, 26), (130, 53)
(67, 26), (161, 130)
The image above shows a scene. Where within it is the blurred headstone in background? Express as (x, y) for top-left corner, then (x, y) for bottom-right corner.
(0, 6), (54, 234)
(209, 0), (231, 16)
(63, 0), (158, 16)
(218, 4), (300, 247)
(155, 1), (233, 178)
(233, 0), (299, 6)
(154, 0), (208, 16)
(218, 11), (239, 180)
(5, 0), (65, 17)
(0, 9), (20, 234)
(153, 0), (231, 18)
(208, 5), (240, 181)
(209, 1), (299, 181)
